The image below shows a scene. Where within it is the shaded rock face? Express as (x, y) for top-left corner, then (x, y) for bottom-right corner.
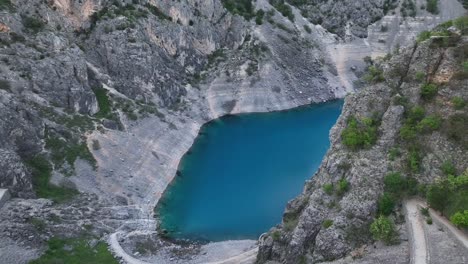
(0, 149), (34, 198)
(286, 0), (386, 37)
(257, 31), (468, 263)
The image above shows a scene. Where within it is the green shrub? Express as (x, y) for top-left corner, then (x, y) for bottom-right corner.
(444, 113), (467, 148)
(388, 147), (401, 160)
(92, 140), (101, 151)
(450, 210), (468, 227)
(222, 0), (255, 20)
(452, 97), (465, 110)
(441, 160), (456, 176)
(323, 183), (333, 195)
(255, 9), (265, 25)
(426, 217), (433, 224)
(415, 71), (425, 82)
(384, 172), (406, 193)
(417, 115), (441, 132)
(417, 31), (432, 43)
(399, 123), (417, 141)
(370, 215), (396, 245)
(341, 116), (379, 150)
(303, 24), (311, 33)
(407, 147), (421, 173)
(270, 0), (294, 21)
(408, 106), (426, 122)
(322, 219), (333, 228)
(420, 207), (430, 217)
(336, 179), (349, 196)
(420, 83), (438, 99)
(427, 180), (449, 213)
(377, 193), (396, 216)
(272, 230), (281, 241)
(22, 16), (45, 33)
(364, 66), (385, 83)
(426, 0), (438, 14)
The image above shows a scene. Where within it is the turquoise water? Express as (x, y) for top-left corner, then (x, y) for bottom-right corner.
(156, 100), (343, 242)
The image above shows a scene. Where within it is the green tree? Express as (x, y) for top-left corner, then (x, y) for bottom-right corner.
(427, 180), (449, 214)
(384, 172), (406, 194)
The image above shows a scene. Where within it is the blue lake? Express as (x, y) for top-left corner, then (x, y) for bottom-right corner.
(156, 100), (343, 242)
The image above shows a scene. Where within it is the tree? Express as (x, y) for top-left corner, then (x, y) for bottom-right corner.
(378, 193), (396, 216)
(370, 215), (396, 244)
(426, 180), (449, 214)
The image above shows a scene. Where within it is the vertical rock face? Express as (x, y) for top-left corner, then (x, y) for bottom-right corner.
(257, 26), (468, 263)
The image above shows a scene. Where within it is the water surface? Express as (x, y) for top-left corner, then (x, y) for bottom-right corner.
(157, 100), (343, 241)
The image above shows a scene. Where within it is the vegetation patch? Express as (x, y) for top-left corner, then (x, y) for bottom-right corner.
(426, 0), (438, 14)
(269, 0), (294, 21)
(0, 0), (12, 10)
(25, 155), (78, 203)
(426, 170), (468, 224)
(22, 16), (45, 33)
(370, 215), (397, 245)
(364, 66), (385, 83)
(221, 0), (255, 20)
(45, 134), (96, 171)
(322, 219), (333, 228)
(93, 87), (113, 119)
(420, 83), (438, 100)
(341, 115), (380, 150)
(30, 237), (118, 264)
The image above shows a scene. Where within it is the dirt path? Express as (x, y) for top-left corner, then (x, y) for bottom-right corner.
(405, 198), (468, 264)
(405, 199), (429, 264)
(204, 247), (258, 264)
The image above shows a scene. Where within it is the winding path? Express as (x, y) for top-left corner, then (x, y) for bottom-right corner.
(404, 199), (468, 264)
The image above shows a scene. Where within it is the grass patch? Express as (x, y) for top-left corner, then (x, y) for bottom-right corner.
(322, 219), (333, 228)
(30, 237), (118, 264)
(452, 96), (466, 110)
(45, 135), (96, 170)
(93, 87), (112, 119)
(25, 155), (78, 203)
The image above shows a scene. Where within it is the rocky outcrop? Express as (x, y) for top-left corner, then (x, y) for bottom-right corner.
(257, 22), (468, 263)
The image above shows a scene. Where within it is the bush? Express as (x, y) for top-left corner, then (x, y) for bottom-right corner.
(452, 97), (465, 110)
(441, 160), (456, 176)
(417, 31), (432, 43)
(341, 116), (379, 150)
(323, 183), (333, 195)
(22, 16), (45, 33)
(255, 9), (265, 25)
(364, 66), (385, 83)
(336, 179), (349, 196)
(427, 180), (449, 213)
(444, 114), (467, 148)
(370, 216), (396, 244)
(377, 193), (396, 216)
(426, 217), (433, 224)
(420, 83), (438, 99)
(270, 0), (294, 21)
(450, 210), (468, 228)
(222, 0), (255, 20)
(420, 207), (430, 217)
(417, 115), (441, 132)
(426, 0), (438, 14)
(407, 147), (421, 173)
(322, 219), (333, 228)
(415, 71), (425, 82)
(92, 140), (101, 151)
(384, 172), (406, 194)
(303, 25), (311, 33)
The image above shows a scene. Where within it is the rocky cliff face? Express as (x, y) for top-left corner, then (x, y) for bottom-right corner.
(257, 22), (468, 263)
